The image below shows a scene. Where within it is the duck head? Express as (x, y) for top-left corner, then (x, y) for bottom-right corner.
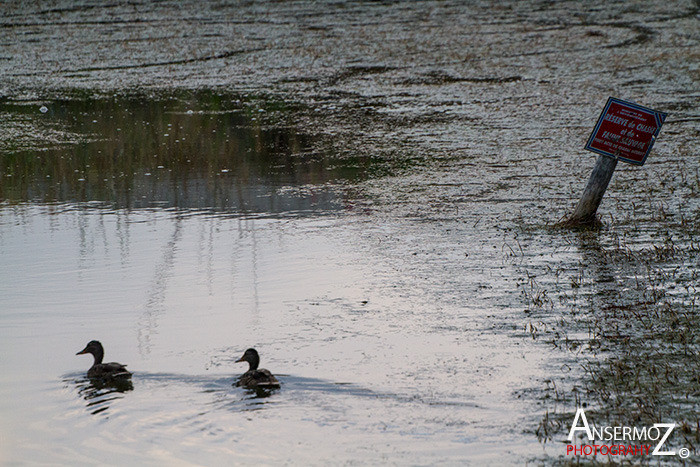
(235, 348), (260, 371)
(76, 340), (104, 365)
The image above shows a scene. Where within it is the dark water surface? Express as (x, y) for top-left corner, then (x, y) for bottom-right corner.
(0, 92), (378, 212)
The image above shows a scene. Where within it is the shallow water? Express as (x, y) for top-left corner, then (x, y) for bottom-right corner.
(1, 91), (698, 464)
(0, 94), (563, 464)
(0, 202), (557, 464)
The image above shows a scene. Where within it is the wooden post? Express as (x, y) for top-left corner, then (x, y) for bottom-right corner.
(566, 153), (618, 225)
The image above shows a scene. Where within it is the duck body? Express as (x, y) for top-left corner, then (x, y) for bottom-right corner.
(86, 362), (131, 379)
(235, 348), (280, 388)
(236, 368), (279, 388)
(77, 340), (132, 380)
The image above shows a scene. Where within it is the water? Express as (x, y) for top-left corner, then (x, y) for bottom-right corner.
(0, 93), (560, 464)
(1, 90), (698, 463)
(0, 200), (552, 464)
(1, 0), (698, 461)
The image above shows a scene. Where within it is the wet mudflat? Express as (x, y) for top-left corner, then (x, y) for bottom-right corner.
(1, 1), (699, 464)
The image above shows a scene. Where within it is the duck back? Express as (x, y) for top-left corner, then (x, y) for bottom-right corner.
(236, 369), (279, 388)
(87, 362), (131, 379)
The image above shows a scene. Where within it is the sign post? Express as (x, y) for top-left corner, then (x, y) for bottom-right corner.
(565, 97), (667, 226)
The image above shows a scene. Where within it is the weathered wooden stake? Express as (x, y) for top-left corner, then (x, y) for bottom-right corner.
(567, 153), (618, 225)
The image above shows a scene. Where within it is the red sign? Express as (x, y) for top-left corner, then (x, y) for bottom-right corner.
(585, 97), (667, 165)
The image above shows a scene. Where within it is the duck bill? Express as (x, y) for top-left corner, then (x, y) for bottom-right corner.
(235, 357), (244, 363)
(76, 346), (89, 355)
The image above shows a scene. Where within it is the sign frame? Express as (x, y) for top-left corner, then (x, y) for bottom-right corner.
(585, 97), (667, 166)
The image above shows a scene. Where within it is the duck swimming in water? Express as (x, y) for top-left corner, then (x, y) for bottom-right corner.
(76, 340), (131, 380)
(235, 348), (279, 388)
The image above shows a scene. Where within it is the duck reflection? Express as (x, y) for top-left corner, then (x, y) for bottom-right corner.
(241, 386), (278, 399)
(67, 376), (133, 416)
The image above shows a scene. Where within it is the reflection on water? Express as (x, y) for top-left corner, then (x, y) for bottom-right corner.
(67, 368), (475, 418)
(139, 216), (183, 356)
(66, 375), (133, 416)
(239, 385), (279, 399)
(0, 91), (381, 215)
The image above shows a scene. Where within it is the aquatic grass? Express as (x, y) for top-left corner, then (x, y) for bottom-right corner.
(517, 226), (700, 460)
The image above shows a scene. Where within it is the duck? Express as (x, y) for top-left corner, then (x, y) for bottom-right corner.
(76, 340), (132, 379)
(235, 348), (280, 388)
